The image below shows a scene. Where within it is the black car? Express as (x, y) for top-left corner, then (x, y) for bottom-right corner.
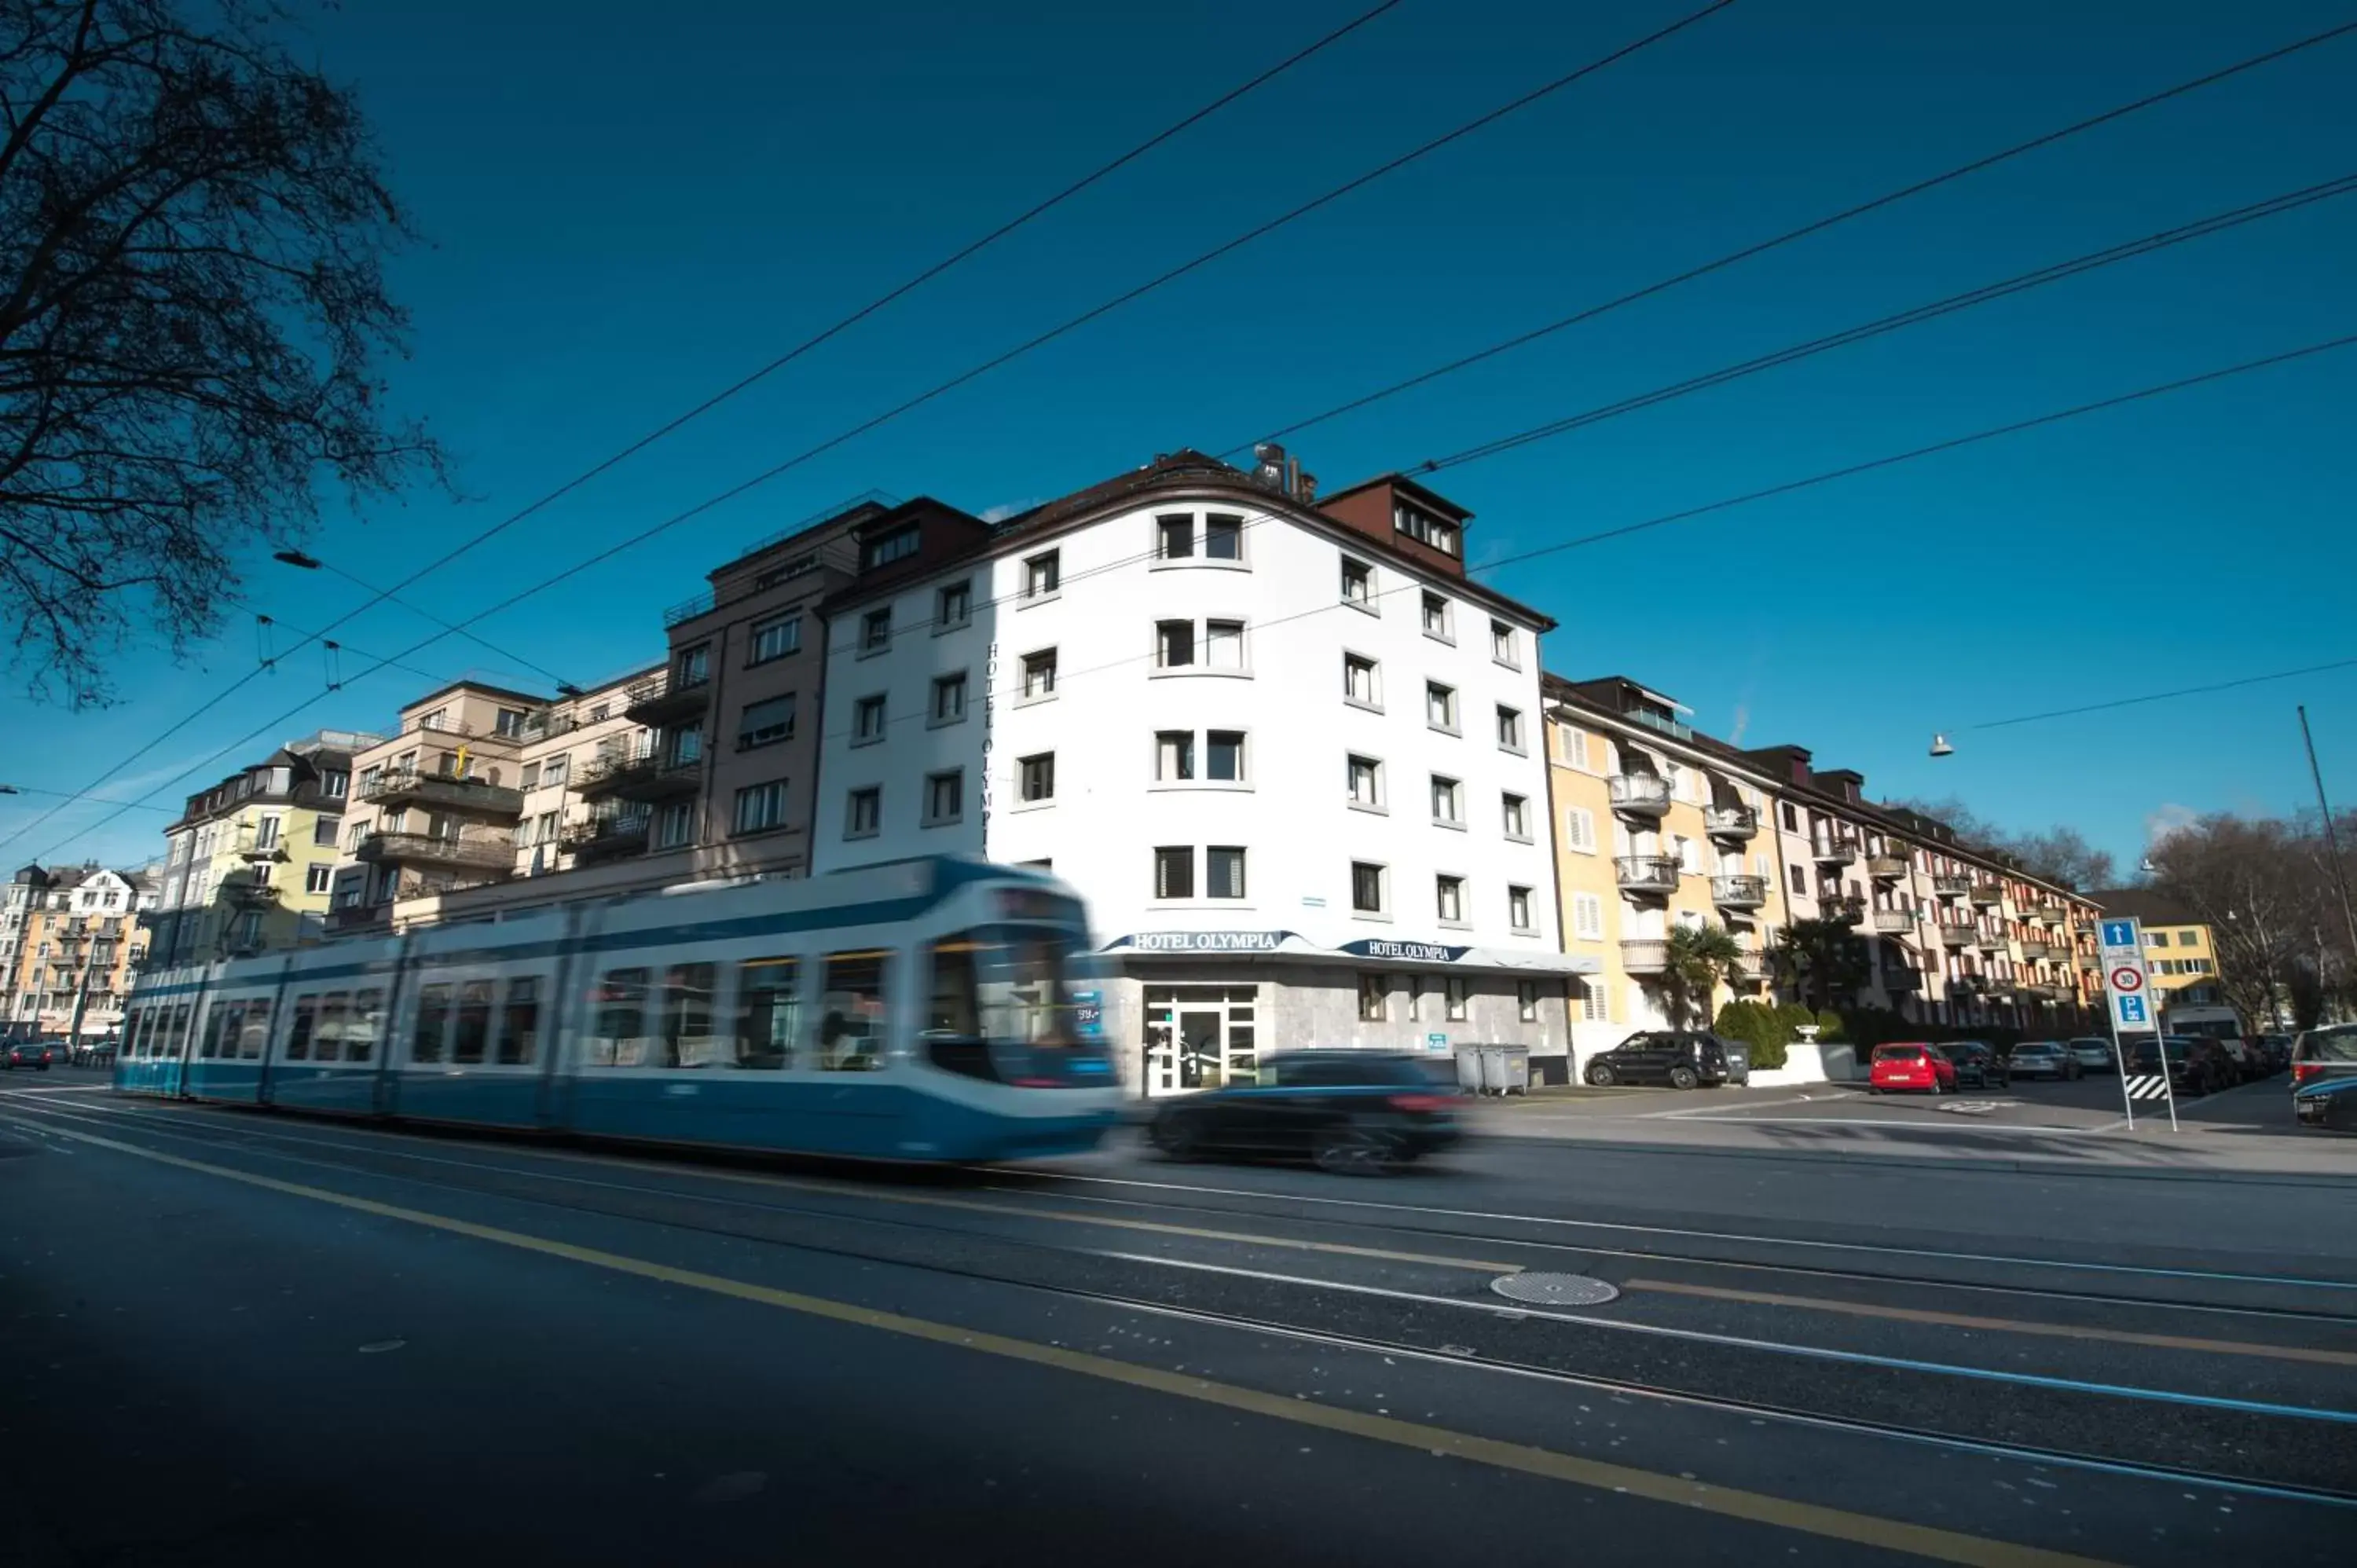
(2, 1039), (56, 1070)
(1937, 1040), (2009, 1090)
(1582, 1031), (1737, 1090)
(2124, 1035), (2209, 1096)
(2290, 1024), (2357, 1095)
(2255, 1034), (2295, 1074)
(2293, 1076), (2357, 1132)
(1148, 1050), (1461, 1173)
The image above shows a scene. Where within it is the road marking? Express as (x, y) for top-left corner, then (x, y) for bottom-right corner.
(29, 1116), (2124, 1568)
(1648, 1094), (1833, 1118)
(1622, 1278), (2357, 1368)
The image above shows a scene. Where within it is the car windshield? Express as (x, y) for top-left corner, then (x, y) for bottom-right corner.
(2014, 1042), (2058, 1055)
(1872, 1045), (1926, 1061)
(2297, 1025), (2357, 1063)
(1281, 1054), (1429, 1088)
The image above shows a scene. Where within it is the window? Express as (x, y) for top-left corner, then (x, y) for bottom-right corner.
(733, 779), (788, 836)
(861, 523), (919, 570)
(1204, 619), (1244, 669)
(1154, 846), (1194, 899)
(321, 769), (349, 800)
(1157, 515), (1193, 559)
(305, 864), (333, 895)
(1426, 682), (1457, 733)
(1436, 874), (1464, 923)
(1790, 863), (1808, 894)
(739, 694), (796, 749)
(853, 694), (886, 743)
(1497, 705), (1524, 752)
(311, 815), (340, 848)
(1560, 725), (1591, 770)
(1204, 515), (1242, 559)
(658, 962), (722, 1068)
(412, 982), (451, 1064)
(419, 707), (448, 731)
(517, 760), (543, 792)
(254, 815), (282, 850)
(1430, 775), (1462, 825)
(676, 645), (711, 689)
(1340, 555), (1372, 605)
(543, 754), (569, 787)
(493, 707), (529, 739)
(1395, 502), (1458, 556)
(1563, 806), (1596, 853)
(587, 966), (650, 1067)
(750, 614), (801, 664)
(935, 581), (971, 630)
(924, 770), (964, 826)
(860, 609), (891, 653)
(1573, 892), (1605, 940)
(1347, 754), (1384, 808)
(1021, 648), (1057, 699)
(1420, 592), (1451, 639)
(452, 980), (493, 1064)
(1517, 980), (1540, 1022)
(286, 995), (317, 1061)
(1501, 793), (1529, 840)
(497, 977), (541, 1066)
(1358, 973), (1387, 1022)
(1343, 653), (1380, 708)
(929, 673), (967, 725)
(1024, 551), (1060, 599)
(732, 957), (798, 1069)
(1019, 753), (1055, 804)
(1157, 619), (1195, 668)
(1351, 861), (1386, 914)
(1491, 620), (1518, 665)
(1205, 731), (1244, 782)
(654, 801), (695, 848)
(1676, 837), (1701, 875)
(1508, 885), (1535, 932)
(1781, 801), (1800, 831)
(1445, 976), (1469, 1021)
(2147, 931), (2170, 947)
(1156, 731), (1194, 782)
(1207, 847), (1247, 899)
(845, 787), (881, 838)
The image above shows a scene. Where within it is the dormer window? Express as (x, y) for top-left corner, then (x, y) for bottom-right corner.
(860, 524), (920, 571)
(1394, 502), (1457, 557)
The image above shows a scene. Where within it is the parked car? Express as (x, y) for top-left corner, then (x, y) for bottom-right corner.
(2124, 1035), (2205, 1096)
(2181, 1037), (2236, 1095)
(2293, 1075), (2357, 1133)
(1868, 1042), (1958, 1095)
(2255, 1034), (2295, 1074)
(1582, 1031), (1738, 1090)
(2066, 1037), (2117, 1075)
(1148, 1050), (1461, 1173)
(1935, 1040), (2008, 1090)
(2212, 1037), (2258, 1083)
(2, 1039), (56, 1070)
(2290, 1024), (2357, 1094)
(2006, 1041), (2080, 1082)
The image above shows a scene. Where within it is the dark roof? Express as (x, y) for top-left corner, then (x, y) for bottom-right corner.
(1320, 471), (1473, 523)
(2086, 887), (2201, 926)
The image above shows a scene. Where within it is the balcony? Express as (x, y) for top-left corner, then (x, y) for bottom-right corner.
(1607, 774), (1671, 819)
(1618, 939), (1670, 974)
(1819, 894), (1866, 923)
(1936, 921), (1978, 946)
(1870, 909), (1914, 934)
(1812, 837), (1857, 867)
(361, 770), (525, 817)
(1866, 853), (1910, 881)
(563, 817), (648, 864)
(1728, 951), (1767, 984)
(330, 903), (388, 932)
(227, 880), (280, 907)
(236, 833), (289, 863)
(1976, 929), (2006, 952)
(624, 671), (712, 727)
(1948, 975), (1985, 997)
(1882, 965), (1923, 991)
(1969, 881), (2003, 906)
(1710, 874), (1768, 910)
(353, 830), (514, 874)
(1703, 804), (1758, 842)
(577, 753), (702, 803)
(1615, 855), (1681, 895)
(1931, 874), (1974, 899)
(2018, 939), (2055, 961)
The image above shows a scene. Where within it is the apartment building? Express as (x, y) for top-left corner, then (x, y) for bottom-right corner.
(811, 447), (1583, 1094)
(2, 863), (156, 1038)
(144, 734), (368, 963)
(2084, 888), (2220, 1011)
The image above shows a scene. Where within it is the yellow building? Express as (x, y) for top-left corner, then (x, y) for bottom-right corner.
(3, 863), (156, 1040)
(2085, 888), (2221, 1012)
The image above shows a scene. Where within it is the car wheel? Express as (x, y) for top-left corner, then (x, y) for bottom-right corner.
(1314, 1126), (1393, 1176)
(1669, 1065), (1699, 1090)
(1586, 1063), (1617, 1087)
(1151, 1116), (1200, 1162)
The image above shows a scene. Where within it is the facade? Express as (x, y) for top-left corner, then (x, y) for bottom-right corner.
(1544, 676), (2099, 1077)
(811, 448), (1585, 1094)
(2084, 888), (2222, 1012)
(145, 734), (368, 965)
(3, 863), (157, 1039)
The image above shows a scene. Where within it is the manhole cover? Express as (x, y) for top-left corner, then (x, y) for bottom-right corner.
(1490, 1272), (1620, 1307)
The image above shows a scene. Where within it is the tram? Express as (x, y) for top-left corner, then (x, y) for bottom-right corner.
(113, 857), (1119, 1163)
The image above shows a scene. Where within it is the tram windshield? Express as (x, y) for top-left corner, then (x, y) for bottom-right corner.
(924, 925), (1113, 1086)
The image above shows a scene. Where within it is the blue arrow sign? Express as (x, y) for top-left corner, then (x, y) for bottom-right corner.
(2101, 919), (2139, 949)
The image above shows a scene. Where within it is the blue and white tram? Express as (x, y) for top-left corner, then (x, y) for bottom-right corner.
(113, 858), (1120, 1162)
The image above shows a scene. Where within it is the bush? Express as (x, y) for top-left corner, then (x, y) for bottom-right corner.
(1814, 1009), (1845, 1042)
(1713, 999), (1791, 1071)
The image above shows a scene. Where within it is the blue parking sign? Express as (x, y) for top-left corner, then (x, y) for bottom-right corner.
(2117, 994), (2147, 1024)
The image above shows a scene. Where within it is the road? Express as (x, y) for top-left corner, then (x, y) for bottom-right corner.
(4, 1072), (2353, 1566)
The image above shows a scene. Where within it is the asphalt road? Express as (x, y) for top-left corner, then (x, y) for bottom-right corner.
(5, 1072), (2354, 1566)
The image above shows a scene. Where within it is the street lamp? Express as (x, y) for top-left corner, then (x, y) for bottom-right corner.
(273, 548), (322, 570)
(1929, 733), (1954, 758)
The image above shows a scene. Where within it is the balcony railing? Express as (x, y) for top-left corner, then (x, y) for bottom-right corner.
(1812, 837), (1858, 866)
(360, 771), (525, 817)
(235, 833), (289, 863)
(1937, 921), (1978, 946)
(1818, 894), (1865, 923)
(1614, 855), (1681, 894)
(1870, 909), (1914, 934)
(623, 671), (713, 727)
(1882, 965), (1923, 991)
(1931, 874), (1974, 898)
(1866, 853), (1910, 880)
(1607, 774), (1672, 817)
(577, 753), (700, 802)
(1618, 938), (1670, 974)
(1969, 881), (2003, 906)
(2018, 939), (2054, 961)
(1710, 874), (1768, 910)
(563, 817), (649, 863)
(353, 831), (514, 873)
(1976, 928), (2006, 951)
(1703, 804), (1758, 842)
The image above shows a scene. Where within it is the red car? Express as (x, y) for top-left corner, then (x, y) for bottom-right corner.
(1868, 1042), (1957, 1095)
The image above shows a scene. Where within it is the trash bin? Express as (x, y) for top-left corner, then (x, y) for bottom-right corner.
(1456, 1043), (1531, 1096)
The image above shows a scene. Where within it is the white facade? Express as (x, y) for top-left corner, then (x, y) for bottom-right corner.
(812, 475), (1588, 1092)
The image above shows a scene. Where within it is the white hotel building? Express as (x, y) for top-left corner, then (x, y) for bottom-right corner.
(811, 449), (1588, 1094)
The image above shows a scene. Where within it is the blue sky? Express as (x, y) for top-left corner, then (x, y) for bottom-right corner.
(4, 0), (2352, 874)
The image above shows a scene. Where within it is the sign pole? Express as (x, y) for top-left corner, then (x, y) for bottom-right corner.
(2099, 917), (2177, 1132)
(2103, 962), (2135, 1132)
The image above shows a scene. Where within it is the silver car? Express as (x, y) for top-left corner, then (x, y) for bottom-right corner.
(2066, 1037), (2116, 1075)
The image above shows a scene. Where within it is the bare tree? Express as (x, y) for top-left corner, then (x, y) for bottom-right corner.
(1, 0), (445, 707)
(1890, 797), (2116, 889)
(2145, 815), (2308, 1029)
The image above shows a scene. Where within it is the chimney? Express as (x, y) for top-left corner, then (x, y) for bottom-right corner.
(1297, 471), (1317, 502)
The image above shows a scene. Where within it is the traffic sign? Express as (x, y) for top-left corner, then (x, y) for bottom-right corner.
(2117, 993), (2148, 1025)
(2100, 919), (2139, 949)
(2109, 965), (2144, 994)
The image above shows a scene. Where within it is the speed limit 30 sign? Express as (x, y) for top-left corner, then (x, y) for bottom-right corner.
(2108, 965), (2144, 995)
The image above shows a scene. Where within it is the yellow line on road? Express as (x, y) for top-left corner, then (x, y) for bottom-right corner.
(36, 1116), (2117, 1568)
(1626, 1278), (2357, 1368)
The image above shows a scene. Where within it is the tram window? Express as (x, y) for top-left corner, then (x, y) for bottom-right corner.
(238, 998), (272, 1060)
(286, 995), (317, 1061)
(314, 992), (350, 1063)
(928, 939), (980, 1036)
(170, 1003), (192, 1057)
(412, 983), (453, 1065)
(453, 980), (493, 1064)
(731, 957), (797, 1070)
(200, 1004), (233, 1060)
(347, 988), (383, 1063)
(496, 977), (540, 1067)
(818, 951), (889, 1071)
(588, 967), (650, 1067)
(660, 962), (720, 1068)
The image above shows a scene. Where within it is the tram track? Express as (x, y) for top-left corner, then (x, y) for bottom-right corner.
(12, 1092), (2357, 1501)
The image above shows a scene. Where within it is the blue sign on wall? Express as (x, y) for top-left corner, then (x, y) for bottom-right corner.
(1072, 990), (1103, 1037)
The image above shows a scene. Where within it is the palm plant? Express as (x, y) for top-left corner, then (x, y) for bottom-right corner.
(1768, 918), (1871, 1010)
(1655, 923), (1747, 1029)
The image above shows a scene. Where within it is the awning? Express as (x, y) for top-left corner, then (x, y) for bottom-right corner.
(1097, 929), (1600, 975)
